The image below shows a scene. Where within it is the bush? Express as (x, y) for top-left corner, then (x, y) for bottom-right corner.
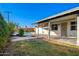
(0, 13), (10, 53)
(8, 22), (16, 35)
(19, 29), (24, 37)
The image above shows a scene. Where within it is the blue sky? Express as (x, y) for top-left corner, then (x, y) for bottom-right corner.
(0, 3), (79, 27)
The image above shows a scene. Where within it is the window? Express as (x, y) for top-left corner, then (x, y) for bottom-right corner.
(51, 24), (58, 30)
(70, 21), (77, 30)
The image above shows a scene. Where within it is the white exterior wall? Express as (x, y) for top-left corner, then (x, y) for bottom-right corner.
(35, 27), (48, 35)
(35, 20), (76, 38)
(67, 19), (76, 37)
(50, 24), (61, 38)
(35, 14), (77, 38)
(35, 25), (61, 38)
(35, 21), (76, 38)
(50, 19), (76, 38)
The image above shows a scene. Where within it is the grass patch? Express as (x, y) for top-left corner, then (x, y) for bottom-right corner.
(11, 39), (79, 56)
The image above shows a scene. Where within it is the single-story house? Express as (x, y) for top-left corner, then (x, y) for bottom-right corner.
(24, 28), (35, 32)
(34, 7), (79, 45)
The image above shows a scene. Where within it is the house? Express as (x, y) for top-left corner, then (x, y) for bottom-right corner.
(35, 7), (79, 45)
(25, 27), (35, 32)
(24, 27), (35, 35)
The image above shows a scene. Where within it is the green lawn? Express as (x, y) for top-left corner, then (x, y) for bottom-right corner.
(11, 39), (79, 56)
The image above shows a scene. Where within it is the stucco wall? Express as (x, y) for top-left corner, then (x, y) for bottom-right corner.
(35, 20), (76, 38)
(50, 24), (61, 38)
(35, 27), (48, 35)
(35, 25), (61, 38)
(67, 19), (76, 37)
(35, 14), (77, 38)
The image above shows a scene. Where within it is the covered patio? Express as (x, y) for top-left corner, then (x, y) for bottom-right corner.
(36, 18), (77, 45)
(35, 7), (79, 45)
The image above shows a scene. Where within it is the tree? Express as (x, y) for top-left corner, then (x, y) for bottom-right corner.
(19, 28), (24, 37)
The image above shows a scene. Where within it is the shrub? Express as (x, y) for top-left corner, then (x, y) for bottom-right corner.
(19, 29), (24, 37)
(0, 13), (10, 53)
(8, 22), (16, 35)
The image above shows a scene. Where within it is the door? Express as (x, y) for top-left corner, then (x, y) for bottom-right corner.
(61, 22), (67, 37)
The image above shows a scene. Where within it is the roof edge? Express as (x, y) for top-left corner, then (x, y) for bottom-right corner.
(35, 7), (79, 24)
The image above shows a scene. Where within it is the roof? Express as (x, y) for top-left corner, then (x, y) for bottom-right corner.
(25, 28), (35, 32)
(35, 7), (79, 24)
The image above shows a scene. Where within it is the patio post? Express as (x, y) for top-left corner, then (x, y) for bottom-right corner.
(42, 26), (43, 37)
(37, 24), (39, 37)
(48, 21), (51, 39)
(77, 15), (79, 45)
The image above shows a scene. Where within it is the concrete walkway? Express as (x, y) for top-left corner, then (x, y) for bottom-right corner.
(11, 36), (38, 42)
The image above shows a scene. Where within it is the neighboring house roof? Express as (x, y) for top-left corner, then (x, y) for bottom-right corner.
(25, 28), (35, 32)
(35, 7), (79, 24)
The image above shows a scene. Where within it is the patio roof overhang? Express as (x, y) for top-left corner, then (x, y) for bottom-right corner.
(35, 7), (79, 24)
